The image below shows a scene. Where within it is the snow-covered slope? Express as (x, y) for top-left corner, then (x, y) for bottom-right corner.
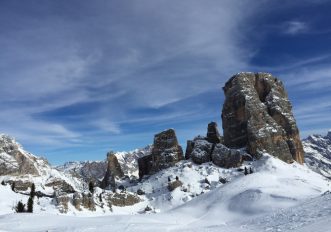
(303, 130), (331, 178)
(0, 154), (329, 231)
(0, 134), (85, 214)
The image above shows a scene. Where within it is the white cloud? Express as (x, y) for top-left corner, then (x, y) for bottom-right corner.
(283, 21), (308, 35)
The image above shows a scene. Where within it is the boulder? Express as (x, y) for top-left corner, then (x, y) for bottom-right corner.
(190, 137), (213, 164)
(138, 129), (183, 178)
(222, 72), (304, 164)
(211, 144), (244, 168)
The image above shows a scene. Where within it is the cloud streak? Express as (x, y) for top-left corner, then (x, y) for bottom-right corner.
(1, 0), (331, 163)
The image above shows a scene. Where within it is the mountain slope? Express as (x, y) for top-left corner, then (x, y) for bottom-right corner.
(0, 154), (329, 231)
(303, 131), (331, 178)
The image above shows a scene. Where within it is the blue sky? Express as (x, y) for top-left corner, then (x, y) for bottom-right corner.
(1, 0), (331, 164)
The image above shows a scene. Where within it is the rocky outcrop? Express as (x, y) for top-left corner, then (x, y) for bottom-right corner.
(7, 180), (33, 191)
(0, 134), (39, 176)
(107, 192), (140, 207)
(73, 192), (83, 210)
(185, 122), (247, 168)
(222, 72), (304, 164)
(206, 122), (223, 144)
(81, 193), (96, 211)
(55, 191), (96, 212)
(188, 136), (248, 168)
(101, 152), (124, 189)
(54, 192), (70, 213)
(45, 178), (75, 194)
(303, 131), (331, 178)
(138, 129), (184, 178)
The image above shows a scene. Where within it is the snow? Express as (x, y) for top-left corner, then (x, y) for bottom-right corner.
(0, 154), (330, 231)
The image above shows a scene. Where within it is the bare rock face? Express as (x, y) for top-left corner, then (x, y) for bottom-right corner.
(222, 72), (304, 164)
(0, 134), (39, 176)
(206, 122), (223, 144)
(138, 129), (183, 178)
(100, 152), (124, 189)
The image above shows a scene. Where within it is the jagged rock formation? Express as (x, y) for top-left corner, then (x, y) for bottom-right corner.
(0, 134), (40, 175)
(97, 146), (152, 189)
(303, 131), (331, 178)
(185, 123), (248, 168)
(56, 161), (107, 184)
(114, 145), (153, 179)
(101, 152), (124, 189)
(222, 72), (304, 164)
(138, 129), (184, 178)
(206, 122), (223, 144)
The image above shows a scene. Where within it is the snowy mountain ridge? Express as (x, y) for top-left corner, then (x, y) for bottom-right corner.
(303, 130), (331, 179)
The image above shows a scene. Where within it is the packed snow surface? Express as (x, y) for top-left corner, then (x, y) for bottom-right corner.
(0, 154), (329, 231)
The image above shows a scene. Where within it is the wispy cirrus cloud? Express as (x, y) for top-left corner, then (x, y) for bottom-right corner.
(282, 21), (308, 35)
(1, 0), (331, 164)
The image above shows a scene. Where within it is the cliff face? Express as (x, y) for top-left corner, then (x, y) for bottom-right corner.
(222, 72), (304, 164)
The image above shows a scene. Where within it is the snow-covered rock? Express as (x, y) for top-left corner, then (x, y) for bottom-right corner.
(56, 160), (107, 183)
(303, 130), (331, 178)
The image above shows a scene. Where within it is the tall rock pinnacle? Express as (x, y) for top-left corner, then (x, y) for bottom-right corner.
(221, 72), (304, 164)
